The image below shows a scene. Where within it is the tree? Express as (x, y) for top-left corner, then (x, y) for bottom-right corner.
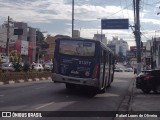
(10, 50), (21, 62)
(9, 50), (22, 72)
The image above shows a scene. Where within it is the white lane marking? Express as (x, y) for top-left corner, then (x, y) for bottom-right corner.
(95, 93), (119, 97)
(35, 102), (54, 110)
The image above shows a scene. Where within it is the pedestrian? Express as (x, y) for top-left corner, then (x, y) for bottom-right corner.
(32, 62), (35, 70)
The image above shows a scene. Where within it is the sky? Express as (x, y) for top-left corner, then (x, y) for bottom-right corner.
(0, 0), (160, 47)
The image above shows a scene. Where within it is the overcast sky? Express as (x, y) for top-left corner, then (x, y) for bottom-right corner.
(0, 0), (160, 47)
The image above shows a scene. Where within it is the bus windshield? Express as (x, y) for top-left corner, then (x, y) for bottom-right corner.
(59, 40), (95, 57)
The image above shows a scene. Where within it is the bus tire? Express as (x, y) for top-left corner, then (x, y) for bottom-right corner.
(99, 83), (107, 93)
(107, 82), (111, 87)
(111, 74), (114, 82)
(99, 87), (106, 93)
(142, 88), (151, 94)
(65, 83), (75, 89)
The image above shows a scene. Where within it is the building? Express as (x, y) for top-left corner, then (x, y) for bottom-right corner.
(150, 37), (160, 69)
(45, 35), (70, 61)
(0, 27), (17, 56)
(0, 22), (37, 64)
(93, 34), (107, 45)
(108, 37), (129, 57)
(73, 30), (80, 38)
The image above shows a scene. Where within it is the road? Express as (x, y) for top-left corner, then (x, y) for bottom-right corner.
(0, 71), (134, 120)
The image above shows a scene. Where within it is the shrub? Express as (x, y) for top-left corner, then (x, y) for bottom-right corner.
(12, 62), (22, 72)
(44, 68), (52, 71)
(23, 63), (30, 72)
(38, 69), (42, 72)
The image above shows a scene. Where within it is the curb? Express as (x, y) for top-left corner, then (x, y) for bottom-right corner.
(0, 82), (4, 85)
(9, 81), (15, 84)
(18, 79), (25, 83)
(0, 77), (52, 85)
(113, 75), (135, 120)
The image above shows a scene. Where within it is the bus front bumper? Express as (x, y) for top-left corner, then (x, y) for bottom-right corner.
(52, 73), (99, 87)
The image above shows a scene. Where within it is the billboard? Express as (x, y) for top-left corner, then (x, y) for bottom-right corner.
(126, 51), (136, 58)
(21, 41), (28, 55)
(101, 19), (129, 29)
(130, 46), (146, 52)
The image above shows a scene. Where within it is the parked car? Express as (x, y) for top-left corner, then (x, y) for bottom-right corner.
(114, 67), (123, 72)
(1, 62), (15, 72)
(123, 61), (127, 66)
(136, 69), (160, 94)
(33, 63), (44, 71)
(44, 62), (53, 70)
(124, 68), (134, 72)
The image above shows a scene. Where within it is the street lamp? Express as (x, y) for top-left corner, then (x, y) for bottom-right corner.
(6, 16), (10, 57)
(97, 18), (103, 42)
(72, 0), (74, 38)
(5, 16), (14, 60)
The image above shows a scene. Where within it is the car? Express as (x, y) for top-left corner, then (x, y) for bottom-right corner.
(124, 68), (134, 72)
(33, 63), (44, 71)
(114, 67), (123, 72)
(123, 61), (127, 66)
(1, 62), (15, 72)
(44, 62), (53, 70)
(136, 69), (160, 94)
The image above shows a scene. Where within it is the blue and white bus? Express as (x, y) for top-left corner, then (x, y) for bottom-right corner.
(52, 38), (115, 93)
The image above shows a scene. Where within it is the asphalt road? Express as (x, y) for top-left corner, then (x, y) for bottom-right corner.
(0, 71), (134, 120)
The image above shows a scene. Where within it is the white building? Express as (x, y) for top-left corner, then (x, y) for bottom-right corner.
(108, 37), (129, 57)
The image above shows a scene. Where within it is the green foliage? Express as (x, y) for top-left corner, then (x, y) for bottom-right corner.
(12, 62), (22, 72)
(44, 68), (52, 71)
(9, 50), (21, 63)
(23, 63), (30, 72)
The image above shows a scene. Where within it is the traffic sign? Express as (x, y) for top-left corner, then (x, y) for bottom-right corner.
(101, 19), (129, 29)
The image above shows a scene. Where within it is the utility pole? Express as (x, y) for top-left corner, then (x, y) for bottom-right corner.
(6, 16), (10, 57)
(133, 0), (141, 74)
(72, 0), (74, 38)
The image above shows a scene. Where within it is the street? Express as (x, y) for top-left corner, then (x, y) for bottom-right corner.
(0, 71), (134, 120)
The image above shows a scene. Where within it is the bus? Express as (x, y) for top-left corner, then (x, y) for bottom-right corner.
(52, 38), (115, 93)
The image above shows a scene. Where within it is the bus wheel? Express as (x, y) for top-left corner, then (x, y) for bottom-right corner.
(99, 87), (106, 94)
(65, 83), (75, 89)
(142, 88), (151, 94)
(107, 80), (111, 87)
(111, 74), (114, 82)
(107, 83), (110, 87)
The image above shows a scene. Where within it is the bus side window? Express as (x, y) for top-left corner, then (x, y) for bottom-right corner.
(101, 49), (104, 63)
(104, 51), (106, 62)
(105, 52), (109, 65)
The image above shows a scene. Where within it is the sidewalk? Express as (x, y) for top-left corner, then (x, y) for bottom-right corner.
(126, 75), (160, 120)
(114, 74), (160, 120)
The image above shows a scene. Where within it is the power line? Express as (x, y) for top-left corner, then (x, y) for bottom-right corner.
(106, 3), (133, 18)
(120, 0), (125, 18)
(124, 0), (131, 34)
(145, 0), (160, 5)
